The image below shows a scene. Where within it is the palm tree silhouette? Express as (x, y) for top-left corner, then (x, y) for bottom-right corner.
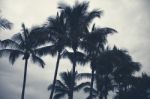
(95, 47), (116, 99)
(114, 73), (150, 99)
(48, 71), (90, 99)
(48, 12), (69, 99)
(111, 47), (141, 99)
(81, 23), (116, 99)
(34, 12), (69, 99)
(0, 24), (45, 99)
(58, 2), (102, 98)
(95, 46), (140, 99)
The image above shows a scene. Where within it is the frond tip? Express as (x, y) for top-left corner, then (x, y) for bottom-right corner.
(31, 54), (45, 68)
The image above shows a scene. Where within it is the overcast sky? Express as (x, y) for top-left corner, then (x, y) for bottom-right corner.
(0, 0), (150, 99)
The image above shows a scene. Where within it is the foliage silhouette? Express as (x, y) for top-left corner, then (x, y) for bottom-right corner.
(58, 1), (102, 99)
(48, 71), (90, 99)
(81, 23), (116, 99)
(0, 24), (45, 99)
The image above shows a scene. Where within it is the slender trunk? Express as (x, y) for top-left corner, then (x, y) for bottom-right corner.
(68, 93), (72, 99)
(49, 52), (61, 99)
(21, 59), (28, 99)
(89, 68), (95, 99)
(104, 94), (107, 99)
(68, 93), (73, 99)
(99, 92), (103, 99)
(70, 49), (77, 99)
(118, 83), (122, 99)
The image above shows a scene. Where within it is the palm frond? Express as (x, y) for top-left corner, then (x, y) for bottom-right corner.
(62, 50), (88, 65)
(53, 92), (66, 99)
(30, 26), (50, 46)
(34, 45), (57, 57)
(31, 54), (45, 68)
(74, 82), (91, 91)
(85, 9), (103, 26)
(54, 86), (68, 93)
(11, 33), (24, 44)
(0, 39), (21, 49)
(0, 49), (23, 64)
(60, 71), (74, 88)
(76, 73), (92, 80)
(56, 80), (68, 90)
(48, 84), (68, 93)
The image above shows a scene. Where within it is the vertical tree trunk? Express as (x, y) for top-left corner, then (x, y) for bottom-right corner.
(89, 68), (95, 99)
(104, 94), (107, 99)
(49, 52), (61, 99)
(99, 92), (103, 99)
(21, 59), (28, 99)
(68, 93), (73, 99)
(70, 49), (77, 99)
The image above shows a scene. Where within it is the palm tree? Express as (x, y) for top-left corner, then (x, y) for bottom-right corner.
(111, 47), (141, 99)
(95, 46), (140, 99)
(48, 71), (91, 99)
(114, 73), (150, 99)
(0, 16), (12, 30)
(0, 24), (45, 99)
(58, 2), (102, 98)
(95, 47), (116, 99)
(32, 12), (70, 99)
(81, 24), (116, 99)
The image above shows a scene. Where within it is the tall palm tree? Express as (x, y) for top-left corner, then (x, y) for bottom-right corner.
(33, 12), (70, 99)
(0, 17), (12, 30)
(48, 71), (91, 99)
(81, 24), (116, 99)
(0, 24), (45, 99)
(58, 2), (102, 98)
(47, 12), (69, 99)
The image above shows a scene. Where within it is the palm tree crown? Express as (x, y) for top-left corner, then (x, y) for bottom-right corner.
(48, 71), (90, 99)
(0, 24), (45, 99)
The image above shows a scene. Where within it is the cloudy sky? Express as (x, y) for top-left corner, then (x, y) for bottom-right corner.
(0, 0), (150, 99)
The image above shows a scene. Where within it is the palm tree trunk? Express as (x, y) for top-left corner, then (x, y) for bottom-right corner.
(104, 94), (107, 99)
(70, 49), (77, 99)
(21, 59), (28, 99)
(99, 92), (103, 99)
(68, 93), (73, 99)
(89, 68), (95, 99)
(49, 51), (61, 99)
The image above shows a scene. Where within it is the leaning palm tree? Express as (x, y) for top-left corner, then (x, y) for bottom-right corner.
(0, 16), (12, 30)
(32, 12), (69, 99)
(80, 24), (116, 99)
(47, 12), (69, 99)
(0, 24), (45, 99)
(58, 2), (102, 98)
(48, 71), (90, 99)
